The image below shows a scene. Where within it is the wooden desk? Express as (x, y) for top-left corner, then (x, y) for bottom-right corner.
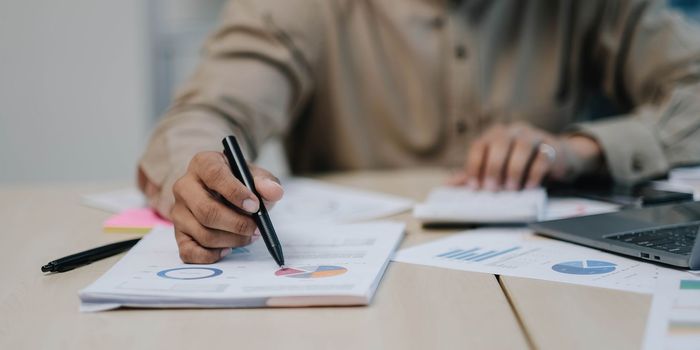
(500, 276), (650, 350)
(0, 169), (649, 349)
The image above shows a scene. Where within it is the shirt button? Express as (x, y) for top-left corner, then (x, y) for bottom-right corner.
(632, 155), (644, 172)
(431, 17), (445, 29)
(456, 120), (467, 134)
(455, 45), (468, 59)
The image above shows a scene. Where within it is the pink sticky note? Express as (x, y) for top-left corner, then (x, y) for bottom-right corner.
(103, 208), (173, 233)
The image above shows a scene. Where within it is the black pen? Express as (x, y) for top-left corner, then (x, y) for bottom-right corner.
(222, 136), (285, 267)
(41, 238), (141, 273)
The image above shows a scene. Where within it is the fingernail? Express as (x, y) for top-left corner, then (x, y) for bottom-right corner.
(254, 228), (261, 236)
(506, 181), (517, 191)
(467, 179), (478, 190)
(242, 198), (259, 213)
(251, 235), (261, 242)
(220, 248), (232, 258)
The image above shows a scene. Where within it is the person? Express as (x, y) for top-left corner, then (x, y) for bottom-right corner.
(138, 0), (700, 264)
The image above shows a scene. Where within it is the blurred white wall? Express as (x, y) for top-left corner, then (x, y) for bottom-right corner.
(0, 0), (150, 183)
(148, 0), (225, 118)
(0, 0), (287, 184)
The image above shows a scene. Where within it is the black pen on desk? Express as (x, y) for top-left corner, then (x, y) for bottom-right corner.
(222, 135), (285, 267)
(41, 238), (141, 273)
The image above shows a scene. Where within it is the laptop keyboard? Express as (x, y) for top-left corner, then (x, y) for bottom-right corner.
(606, 225), (698, 256)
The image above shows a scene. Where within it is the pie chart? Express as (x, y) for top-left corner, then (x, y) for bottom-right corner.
(275, 265), (348, 279)
(551, 260), (616, 275)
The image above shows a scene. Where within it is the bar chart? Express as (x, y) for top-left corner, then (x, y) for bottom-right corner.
(435, 246), (521, 262)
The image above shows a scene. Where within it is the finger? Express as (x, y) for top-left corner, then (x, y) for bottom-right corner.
(254, 176), (284, 203)
(172, 204), (252, 249)
(191, 152), (259, 213)
(138, 167), (161, 209)
(249, 166), (284, 208)
(174, 177), (257, 235)
(524, 151), (552, 189)
(464, 139), (487, 189)
(483, 138), (513, 191)
(446, 171), (469, 186)
(174, 226), (227, 264)
(250, 165), (280, 185)
(504, 138), (537, 191)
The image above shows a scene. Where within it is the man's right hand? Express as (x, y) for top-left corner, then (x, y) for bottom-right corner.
(171, 151), (284, 264)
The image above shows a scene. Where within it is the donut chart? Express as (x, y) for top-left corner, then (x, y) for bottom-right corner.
(157, 267), (223, 280)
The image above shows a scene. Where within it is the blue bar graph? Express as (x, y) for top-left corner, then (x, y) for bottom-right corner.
(437, 248), (478, 258)
(435, 246), (521, 263)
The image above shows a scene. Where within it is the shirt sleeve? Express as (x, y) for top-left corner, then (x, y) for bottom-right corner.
(138, 0), (326, 215)
(573, 0), (700, 184)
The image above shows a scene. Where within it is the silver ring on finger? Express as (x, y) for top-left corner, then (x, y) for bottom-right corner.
(538, 143), (557, 163)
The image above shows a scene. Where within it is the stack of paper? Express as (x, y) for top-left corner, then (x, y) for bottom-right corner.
(80, 222), (405, 311)
(670, 166), (700, 189)
(651, 166), (700, 201)
(413, 187), (547, 224)
(543, 197), (619, 220)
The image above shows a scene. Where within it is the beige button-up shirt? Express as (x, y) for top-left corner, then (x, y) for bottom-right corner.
(141, 0), (700, 212)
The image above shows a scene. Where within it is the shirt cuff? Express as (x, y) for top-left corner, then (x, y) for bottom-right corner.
(138, 110), (245, 217)
(572, 116), (670, 184)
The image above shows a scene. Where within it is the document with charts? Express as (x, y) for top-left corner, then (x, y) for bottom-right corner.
(643, 276), (700, 350)
(393, 229), (690, 293)
(80, 222), (404, 311)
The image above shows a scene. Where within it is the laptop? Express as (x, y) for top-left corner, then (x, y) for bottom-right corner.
(530, 201), (700, 269)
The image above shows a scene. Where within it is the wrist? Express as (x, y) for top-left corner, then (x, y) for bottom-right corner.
(561, 134), (604, 179)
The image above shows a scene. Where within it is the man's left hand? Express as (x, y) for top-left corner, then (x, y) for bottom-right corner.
(449, 122), (603, 190)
